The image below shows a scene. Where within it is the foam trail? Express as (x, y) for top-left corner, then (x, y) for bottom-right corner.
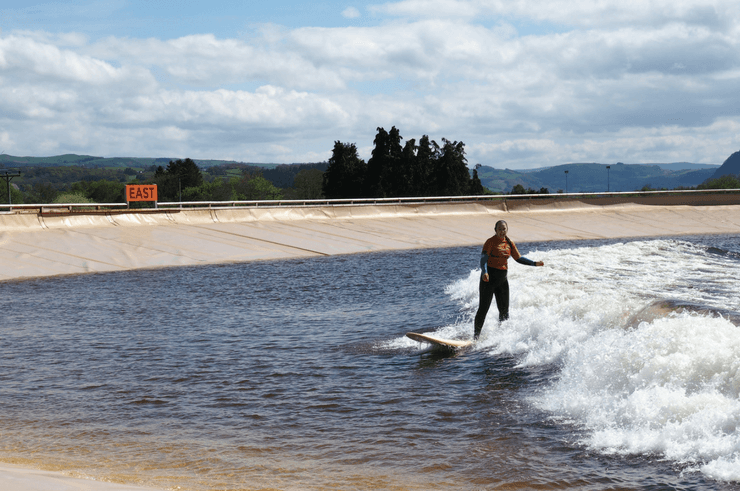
(445, 236), (740, 481)
(536, 312), (740, 480)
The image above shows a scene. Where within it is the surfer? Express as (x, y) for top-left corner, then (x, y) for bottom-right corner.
(474, 220), (544, 339)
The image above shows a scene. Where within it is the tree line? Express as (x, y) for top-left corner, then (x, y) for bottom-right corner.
(148, 159), (327, 202)
(4, 139), (740, 205)
(0, 160), (326, 205)
(322, 127), (486, 198)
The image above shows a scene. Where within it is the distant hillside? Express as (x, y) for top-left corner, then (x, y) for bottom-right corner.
(1, 154), (329, 203)
(711, 151), (740, 180)
(655, 162), (714, 171)
(0, 153), (726, 194)
(0, 154), (280, 170)
(476, 162), (719, 193)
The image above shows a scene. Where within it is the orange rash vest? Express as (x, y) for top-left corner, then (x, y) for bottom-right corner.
(482, 235), (521, 271)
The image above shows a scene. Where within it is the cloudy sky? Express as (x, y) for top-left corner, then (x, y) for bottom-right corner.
(1, 0), (739, 168)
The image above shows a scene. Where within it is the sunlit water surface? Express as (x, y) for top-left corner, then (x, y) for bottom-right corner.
(1, 234), (740, 490)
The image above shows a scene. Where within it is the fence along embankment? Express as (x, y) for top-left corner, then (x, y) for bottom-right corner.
(1, 193), (740, 281)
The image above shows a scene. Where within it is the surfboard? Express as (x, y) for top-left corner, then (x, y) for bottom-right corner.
(406, 332), (474, 349)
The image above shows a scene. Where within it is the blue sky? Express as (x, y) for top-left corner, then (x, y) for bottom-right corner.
(1, 0), (739, 168)
(2, 1), (379, 36)
(2, 0), (562, 37)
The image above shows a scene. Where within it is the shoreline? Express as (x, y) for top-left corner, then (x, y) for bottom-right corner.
(0, 463), (155, 491)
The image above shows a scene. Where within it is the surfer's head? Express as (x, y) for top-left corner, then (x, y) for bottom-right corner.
(494, 220), (508, 238)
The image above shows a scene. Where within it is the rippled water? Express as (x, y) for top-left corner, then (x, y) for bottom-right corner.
(1, 234), (740, 490)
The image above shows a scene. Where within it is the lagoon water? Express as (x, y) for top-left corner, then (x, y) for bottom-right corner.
(1, 234), (740, 490)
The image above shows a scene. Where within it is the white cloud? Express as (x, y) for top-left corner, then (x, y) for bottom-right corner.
(1, 0), (740, 167)
(370, 0), (740, 31)
(0, 34), (154, 86)
(86, 34), (348, 90)
(342, 6), (361, 19)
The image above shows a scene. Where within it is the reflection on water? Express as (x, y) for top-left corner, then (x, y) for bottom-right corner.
(1, 235), (739, 490)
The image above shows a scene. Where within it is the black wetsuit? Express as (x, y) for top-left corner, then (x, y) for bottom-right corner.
(474, 267), (510, 338)
(473, 242), (536, 339)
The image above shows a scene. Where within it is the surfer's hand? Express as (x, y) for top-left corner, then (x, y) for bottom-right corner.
(482, 273), (489, 282)
(536, 261), (544, 266)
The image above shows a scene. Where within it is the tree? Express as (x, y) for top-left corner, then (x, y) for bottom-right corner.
(154, 158), (204, 201)
(697, 174), (740, 189)
(322, 130), (476, 198)
(236, 175), (283, 200)
(70, 180), (125, 203)
(293, 168), (324, 199)
(209, 178), (238, 201)
(28, 182), (58, 203)
(206, 166), (227, 177)
(322, 141), (367, 198)
(166, 158), (203, 188)
(0, 185), (24, 205)
(365, 127), (389, 197)
(470, 167), (486, 195)
(412, 135), (435, 196)
(382, 126), (407, 196)
(431, 139), (469, 196)
(365, 126), (406, 197)
(401, 138), (418, 193)
(54, 192), (93, 204)
(182, 179), (231, 202)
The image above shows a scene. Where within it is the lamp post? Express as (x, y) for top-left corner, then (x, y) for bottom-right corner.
(606, 165), (611, 192)
(564, 170), (569, 194)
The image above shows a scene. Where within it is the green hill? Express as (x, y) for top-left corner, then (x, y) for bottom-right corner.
(476, 162), (720, 193)
(0, 154), (279, 170)
(711, 151), (740, 180)
(0, 153), (724, 194)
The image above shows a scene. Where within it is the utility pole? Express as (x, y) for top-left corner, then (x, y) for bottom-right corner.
(564, 170), (569, 194)
(1, 170), (21, 208)
(606, 165), (611, 192)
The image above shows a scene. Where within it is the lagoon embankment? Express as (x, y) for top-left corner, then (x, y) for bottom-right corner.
(1, 193), (740, 282)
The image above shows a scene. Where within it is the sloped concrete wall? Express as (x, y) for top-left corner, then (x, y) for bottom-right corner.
(1, 198), (739, 281)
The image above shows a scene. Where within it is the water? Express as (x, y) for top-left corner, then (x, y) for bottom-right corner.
(1, 234), (740, 490)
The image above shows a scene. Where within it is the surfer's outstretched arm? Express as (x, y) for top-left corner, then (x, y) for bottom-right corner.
(515, 257), (544, 266)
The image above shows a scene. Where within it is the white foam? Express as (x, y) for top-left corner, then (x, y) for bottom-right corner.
(535, 313), (740, 478)
(444, 237), (740, 480)
(379, 321), (473, 351)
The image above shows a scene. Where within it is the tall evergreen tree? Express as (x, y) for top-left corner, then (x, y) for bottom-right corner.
(154, 158), (204, 201)
(323, 130), (474, 198)
(470, 167), (486, 195)
(401, 138), (418, 196)
(322, 141), (367, 198)
(382, 126), (406, 196)
(432, 139), (469, 196)
(366, 126), (405, 197)
(166, 158), (203, 189)
(413, 135), (435, 196)
(365, 127), (389, 197)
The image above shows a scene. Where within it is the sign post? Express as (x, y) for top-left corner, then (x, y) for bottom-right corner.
(125, 184), (158, 208)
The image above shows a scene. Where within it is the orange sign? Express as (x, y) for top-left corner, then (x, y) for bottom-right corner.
(126, 184), (158, 202)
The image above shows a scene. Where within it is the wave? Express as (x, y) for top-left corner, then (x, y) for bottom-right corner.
(533, 310), (740, 481)
(625, 299), (740, 329)
(445, 236), (740, 481)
